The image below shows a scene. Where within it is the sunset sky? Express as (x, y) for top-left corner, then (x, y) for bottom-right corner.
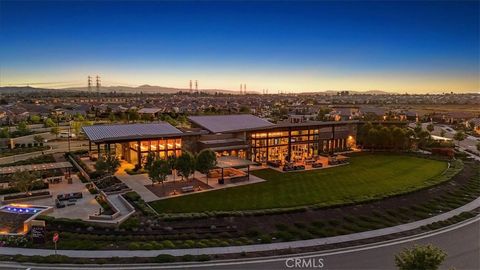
(0, 1), (478, 93)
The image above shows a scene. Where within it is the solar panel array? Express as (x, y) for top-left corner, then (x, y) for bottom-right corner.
(82, 123), (183, 142)
(188, 114), (274, 133)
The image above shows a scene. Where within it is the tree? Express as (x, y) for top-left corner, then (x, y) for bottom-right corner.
(316, 107), (332, 121)
(0, 127), (9, 138)
(33, 135), (44, 144)
(391, 127), (406, 150)
(108, 112), (116, 123)
(175, 151), (195, 181)
(414, 123), (423, 136)
(239, 106), (251, 114)
(44, 118), (56, 128)
(30, 115), (41, 124)
(95, 155), (121, 176)
(148, 159), (170, 193)
(476, 142), (480, 151)
(395, 244), (447, 270)
(167, 155), (177, 194)
(144, 151), (156, 171)
(196, 149), (217, 186)
(128, 110), (140, 123)
(74, 113), (85, 122)
(50, 126), (60, 139)
(10, 170), (39, 195)
(417, 130), (431, 148)
(453, 131), (466, 147)
(17, 121), (30, 135)
(426, 123), (434, 133)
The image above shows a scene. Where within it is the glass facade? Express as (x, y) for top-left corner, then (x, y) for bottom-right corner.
(248, 125), (355, 164)
(123, 137), (182, 165)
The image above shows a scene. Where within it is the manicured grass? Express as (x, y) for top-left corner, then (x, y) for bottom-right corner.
(150, 154), (448, 213)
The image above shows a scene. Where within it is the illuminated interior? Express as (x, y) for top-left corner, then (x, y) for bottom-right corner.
(249, 126), (355, 164)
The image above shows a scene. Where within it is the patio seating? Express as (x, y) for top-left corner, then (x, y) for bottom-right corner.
(267, 160), (282, 168)
(57, 192), (83, 201)
(181, 186), (194, 193)
(55, 199), (65, 208)
(312, 162), (323, 168)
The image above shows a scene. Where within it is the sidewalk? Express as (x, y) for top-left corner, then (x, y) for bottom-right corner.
(1, 197), (478, 258)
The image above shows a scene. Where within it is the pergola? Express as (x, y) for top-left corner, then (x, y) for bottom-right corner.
(0, 162), (73, 175)
(215, 156), (256, 183)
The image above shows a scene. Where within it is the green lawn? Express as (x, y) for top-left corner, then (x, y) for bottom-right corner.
(150, 154), (448, 213)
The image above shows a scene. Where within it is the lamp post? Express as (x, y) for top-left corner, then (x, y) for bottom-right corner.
(68, 121), (72, 153)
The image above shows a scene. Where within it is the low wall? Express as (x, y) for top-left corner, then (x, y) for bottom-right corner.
(2, 193), (52, 204)
(68, 154), (91, 181)
(88, 190), (120, 221)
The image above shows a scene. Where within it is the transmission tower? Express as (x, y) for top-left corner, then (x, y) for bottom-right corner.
(195, 80), (198, 93)
(96, 75), (101, 97)
(189, 80), (193, 93)
(88, 76), (92, 93)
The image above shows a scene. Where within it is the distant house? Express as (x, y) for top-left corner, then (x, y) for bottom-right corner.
(329, 106), (360, 121)
(466, 118), (480, 135)
(138, 107), (162, 118)
(359, 106), (385, 120)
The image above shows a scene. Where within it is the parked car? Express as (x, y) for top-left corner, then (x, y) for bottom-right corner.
(59, 131), (76, 138)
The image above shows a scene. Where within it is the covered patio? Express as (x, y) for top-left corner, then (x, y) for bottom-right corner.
(212, 156), (256, 184)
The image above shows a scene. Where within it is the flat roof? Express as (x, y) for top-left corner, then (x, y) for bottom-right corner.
(83, 123), (184, 143)
(0, 162), (72, 175)
(138, 108), (162, 114)
(188, 114), (274, 133)
(216, 156), (256, 168)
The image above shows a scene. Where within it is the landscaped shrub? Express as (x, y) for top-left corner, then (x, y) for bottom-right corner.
(127, 242), (141, 250)
(155, 254), (175, 263)
(160, 240), (175, 249)
(119, 217), (140, 230)
(0, 236), (29, 247)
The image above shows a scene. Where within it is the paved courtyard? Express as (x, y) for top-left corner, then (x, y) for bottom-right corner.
(116, 167), (266, 202)
(22, 175), (101, 220)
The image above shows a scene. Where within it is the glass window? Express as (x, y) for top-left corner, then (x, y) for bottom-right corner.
(141, 141), (149, 152)
(130, 141), (139, 150)
(167, 139), (175, 150)
(175, 138), (182, 149)
(150, 140), (158, 151)
(159, 140), (166, 150)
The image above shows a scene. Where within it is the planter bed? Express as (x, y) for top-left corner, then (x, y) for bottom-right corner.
(3, 191), (51, 203)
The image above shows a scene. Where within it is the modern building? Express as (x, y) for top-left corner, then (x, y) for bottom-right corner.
(83, 114), (358, 167)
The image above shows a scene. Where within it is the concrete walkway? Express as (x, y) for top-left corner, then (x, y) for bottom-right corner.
(1, 196), (479, 258)
(116, 174), (160, 202)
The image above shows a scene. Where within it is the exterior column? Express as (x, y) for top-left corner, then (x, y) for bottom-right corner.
(97, 143), (101, 158)
(287, 128), (292, 162)
(137, 140), (141, 168)
(266, 132), (269, 162)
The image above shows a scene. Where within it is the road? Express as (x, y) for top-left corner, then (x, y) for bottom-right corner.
(0, 140), (88, 164)
(0, 217), (478, 270)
